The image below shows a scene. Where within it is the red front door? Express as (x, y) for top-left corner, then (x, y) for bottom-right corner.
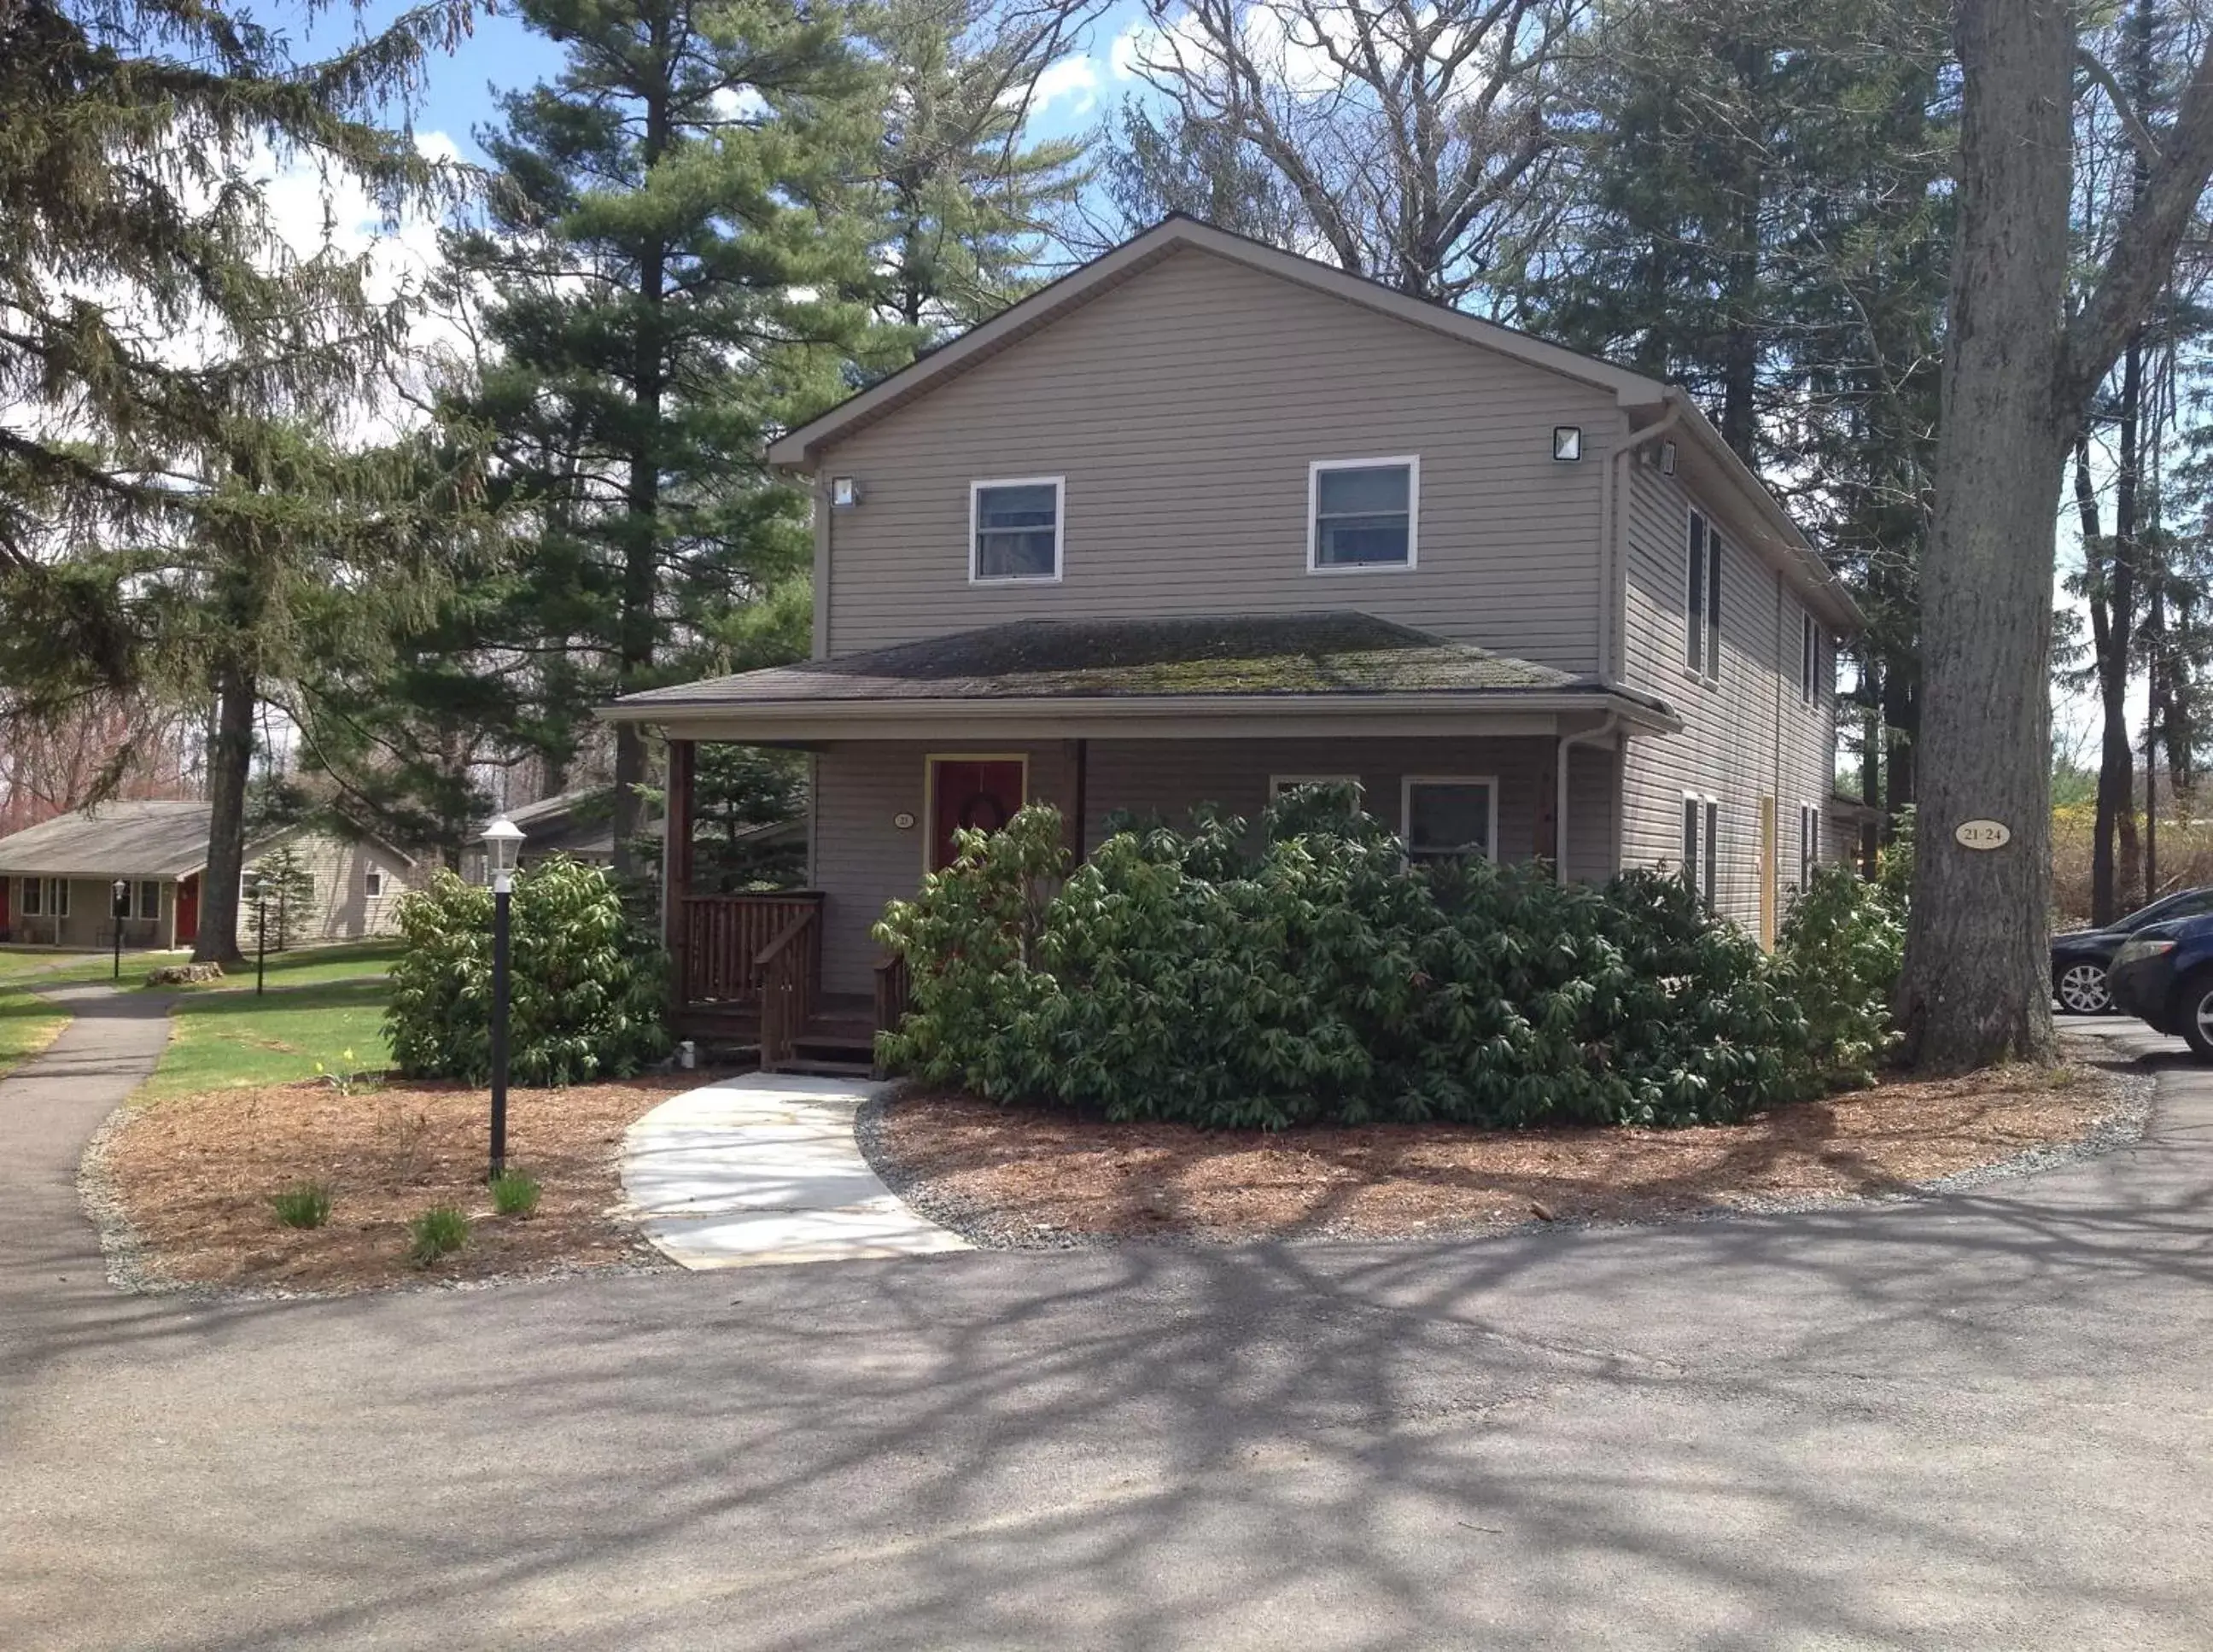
(930, 758), (1025, 871)
(175, 874), (198, 945)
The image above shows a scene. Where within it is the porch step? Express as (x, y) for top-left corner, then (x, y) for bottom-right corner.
(770, 1056), (877, 1079)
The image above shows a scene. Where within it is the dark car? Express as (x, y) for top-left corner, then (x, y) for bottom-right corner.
(2051, 885), (2213, 1013)
(2107, 911), (2213, 1057)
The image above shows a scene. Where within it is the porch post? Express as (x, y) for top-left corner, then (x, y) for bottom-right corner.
(664, 738), (695, 1003)
(1072, 738), (1089, 861)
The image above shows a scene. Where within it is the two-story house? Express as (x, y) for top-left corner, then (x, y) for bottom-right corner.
(602, 218), (1862, 1065)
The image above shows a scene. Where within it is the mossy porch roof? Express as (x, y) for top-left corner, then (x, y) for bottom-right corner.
(615, 612), (1673, 712)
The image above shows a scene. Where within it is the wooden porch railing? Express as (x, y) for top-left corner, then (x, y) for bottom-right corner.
(674, 891), (825, 1008)
(871, 952), (912, 1077)
(756, 908), (822, 1071)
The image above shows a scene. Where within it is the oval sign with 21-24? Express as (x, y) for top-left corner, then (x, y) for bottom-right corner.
(1954, 819), (2012, 850)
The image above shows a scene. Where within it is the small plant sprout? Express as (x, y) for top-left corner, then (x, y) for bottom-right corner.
(270, 1182), (332, 1229)
(489, 1169), (540, 1218)
(407, 1205), (470, 1266)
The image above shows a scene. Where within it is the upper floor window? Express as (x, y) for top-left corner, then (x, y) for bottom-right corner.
(365, 868), (386, 899)
(1685, 509), (1722, 680)
(1309, 457), (1418, 570)
(1800, 610), (1820, 705)
(1799, 803), (1820, 890)
(970, 478), (1063, 583)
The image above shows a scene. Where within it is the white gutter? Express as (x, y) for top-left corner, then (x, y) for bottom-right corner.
(1556, 712), (1625, 885)
(1603, 398), (1690, 680)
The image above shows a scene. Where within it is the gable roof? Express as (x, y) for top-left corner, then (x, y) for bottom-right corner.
(0, 800), (416, 879)
(0, 801), (216, 878)
(608, 611), (1676, 723)
(768, 216), (1668, 471)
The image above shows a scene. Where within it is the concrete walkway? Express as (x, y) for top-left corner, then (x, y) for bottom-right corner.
(621, 1073), (970, 1268)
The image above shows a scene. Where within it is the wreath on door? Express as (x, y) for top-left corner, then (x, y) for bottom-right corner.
(956, 789), (1009, 833)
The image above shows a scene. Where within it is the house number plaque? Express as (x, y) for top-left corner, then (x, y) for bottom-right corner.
(1954, 819), (2012, 850)
(893, 812), (917, 831)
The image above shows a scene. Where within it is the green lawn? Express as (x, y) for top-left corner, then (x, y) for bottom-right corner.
(0, 947), (190, 987)
(0, 984), (70, 1075)
(142, 979), (393, 1099)
(154, 937), (402, 993)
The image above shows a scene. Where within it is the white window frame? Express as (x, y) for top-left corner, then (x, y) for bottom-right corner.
(968, 476), (1065, 585)
(1801, 610), (1819, 705)
(1685, 507), (1723, 684)
(137, 880), (161, 919)
(365, 867), (386, 899)
(1681, 791), (1720, 910)
(1400, 776), (1500, 865)
(1307, 455), (1420, 574)
(1799, 802), (1821, 890)
(50, 878), (70, 919)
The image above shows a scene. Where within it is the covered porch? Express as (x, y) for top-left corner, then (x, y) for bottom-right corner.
(618, 614), (1679, 1070)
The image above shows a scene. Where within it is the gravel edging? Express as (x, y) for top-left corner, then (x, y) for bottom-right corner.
(854, 1058), (2158, 1254)
(77, 1100), (674, 1304)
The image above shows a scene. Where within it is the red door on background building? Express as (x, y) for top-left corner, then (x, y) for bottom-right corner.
(0, 875), (9, 937)
(928, 758), (1027, 872)
(175, 874), (198, 945)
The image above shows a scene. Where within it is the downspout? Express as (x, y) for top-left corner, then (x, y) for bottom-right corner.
(1556, 711), (1624, 885)
(1603, 394), (1690, 681)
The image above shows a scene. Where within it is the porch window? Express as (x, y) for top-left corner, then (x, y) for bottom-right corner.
(970, 478), (1062, 582)
(137, 881), (160, 919)
(1682, 792), (1719, 910)
(1309, 458), (1417, 569)
(1685, 510), (1722, 680)
(1402, 778), (1497, 864)
(50, 879), (70, 918)
(20, 877), (40, 917)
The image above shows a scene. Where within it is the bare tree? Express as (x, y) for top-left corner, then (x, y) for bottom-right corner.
(1899, 0), (2213, 1069)
(1120, 0), (1590, 306)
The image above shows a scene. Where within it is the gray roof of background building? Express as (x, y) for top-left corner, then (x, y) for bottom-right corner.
(613, 612), (1675, 714)
(0, 801), (216, 878)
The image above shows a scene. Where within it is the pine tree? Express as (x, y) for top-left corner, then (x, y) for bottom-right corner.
(0, 0), (476, 960)
(445, 0), (885, 884)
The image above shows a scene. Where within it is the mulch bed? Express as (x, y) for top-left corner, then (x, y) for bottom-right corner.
(96, 1074), (718, 1295)
(867, 1043), (2146, 1247)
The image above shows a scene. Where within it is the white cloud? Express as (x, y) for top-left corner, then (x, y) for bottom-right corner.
(709, 85), (768, 121)
(1026, 53), (1101, 116)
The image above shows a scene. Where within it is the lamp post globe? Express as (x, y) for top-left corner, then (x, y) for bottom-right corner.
(480, 817), (526, 1181)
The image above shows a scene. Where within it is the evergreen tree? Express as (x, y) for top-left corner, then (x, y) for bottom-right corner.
(870, 0), (1092, 336)
(445, 0), (886, 884)
(0, 0), (476, 960)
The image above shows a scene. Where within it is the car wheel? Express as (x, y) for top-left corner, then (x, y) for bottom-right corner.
(2179, 972), (2213, 1061)
(2054, 960), (2112, 1015)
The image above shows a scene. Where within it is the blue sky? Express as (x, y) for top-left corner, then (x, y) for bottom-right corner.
(317, 0), (1142, 165)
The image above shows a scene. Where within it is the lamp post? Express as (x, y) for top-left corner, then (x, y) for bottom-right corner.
(481, 816), (525, 1182)
(110, 879), (129, 980)
(242, 871), (267, 995)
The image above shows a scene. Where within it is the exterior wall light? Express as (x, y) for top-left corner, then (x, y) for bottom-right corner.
(1553, 426), (1582, 462)
(1660, 441), (1678, 476)
(830, 476), (862, 507)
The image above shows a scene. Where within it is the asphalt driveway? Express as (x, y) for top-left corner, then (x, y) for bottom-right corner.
(3, 997), (2210, 1650)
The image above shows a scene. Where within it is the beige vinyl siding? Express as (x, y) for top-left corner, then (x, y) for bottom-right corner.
(246, 832), (420, 942)
(1616, 456), (1838, 931)
(815, 246), (1618, 670)
(812, 733), (1611, 994)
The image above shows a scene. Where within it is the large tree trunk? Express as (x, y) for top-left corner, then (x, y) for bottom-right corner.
(1895, 0), (2074, 1070)
(193, 665), (255, 966)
